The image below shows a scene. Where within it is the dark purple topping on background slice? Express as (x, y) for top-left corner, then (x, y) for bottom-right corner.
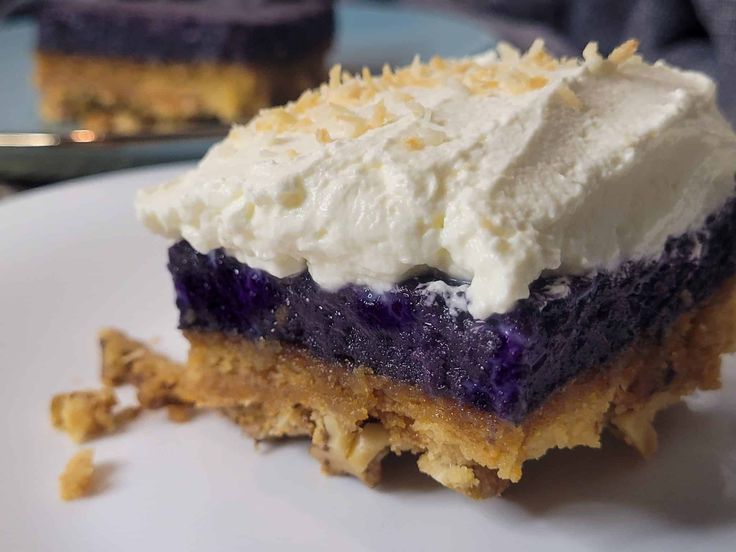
(168, 194), (736, 423)
(38, 0), (334, 63)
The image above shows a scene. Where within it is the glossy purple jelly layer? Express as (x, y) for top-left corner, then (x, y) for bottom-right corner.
(168, 195), (736, 423)
(38, 0), (334, 63)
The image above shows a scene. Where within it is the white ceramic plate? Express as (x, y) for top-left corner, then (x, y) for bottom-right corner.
(1, 164), (735, 551)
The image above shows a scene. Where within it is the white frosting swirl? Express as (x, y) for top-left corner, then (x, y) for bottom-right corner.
(137, 40), (736, 319)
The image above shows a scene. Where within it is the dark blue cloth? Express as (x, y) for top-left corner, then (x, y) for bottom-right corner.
(417, 0), (736, 123)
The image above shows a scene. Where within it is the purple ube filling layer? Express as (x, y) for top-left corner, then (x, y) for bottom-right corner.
(38, 0), (334, 63)
(168, 195), (736, 424)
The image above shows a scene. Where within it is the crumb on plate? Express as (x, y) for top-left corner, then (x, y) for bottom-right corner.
(99, 327), (186, 409)
(59, 448), (95, 501)
(50, 387), (138, 443)
(167, 404), (194, 423)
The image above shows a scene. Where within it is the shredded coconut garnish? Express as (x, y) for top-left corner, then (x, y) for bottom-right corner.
(250, 39), (642, 142)
(404, 136), (425, 150)
(609, 39), (640, 65)
(556, 85), (583, 110)
(315, 128), (333, 143)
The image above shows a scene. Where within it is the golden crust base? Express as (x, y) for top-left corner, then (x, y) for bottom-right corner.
(34, 51), (327, 133)
(99, 277), (736, 498)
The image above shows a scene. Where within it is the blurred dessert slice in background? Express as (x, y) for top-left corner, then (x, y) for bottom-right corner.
(34, 0), (334, 133)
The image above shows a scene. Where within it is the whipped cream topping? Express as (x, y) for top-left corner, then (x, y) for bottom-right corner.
(418, 281), (470, 317)
(137, 40), (736, 319)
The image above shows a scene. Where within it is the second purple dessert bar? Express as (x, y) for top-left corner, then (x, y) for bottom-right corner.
(35, 0), (334, 132)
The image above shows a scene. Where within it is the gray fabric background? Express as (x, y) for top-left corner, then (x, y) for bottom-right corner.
(412, 0), (736, 124)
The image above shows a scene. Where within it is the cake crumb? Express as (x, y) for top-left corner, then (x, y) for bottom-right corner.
(99, 328), (186, 409)
(167, 404), (194, 423)
(59, 449), (95, 501)
(51, 387), (137, 443)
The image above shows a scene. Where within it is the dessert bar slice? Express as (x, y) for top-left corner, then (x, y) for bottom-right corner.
(34, 0), (334, 133)
(133, 40), (736, 497)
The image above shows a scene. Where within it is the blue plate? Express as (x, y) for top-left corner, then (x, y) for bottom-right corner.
(0, 3), (495, 182)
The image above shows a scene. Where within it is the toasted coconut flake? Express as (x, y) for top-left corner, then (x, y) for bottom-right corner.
(527, 38), (546, 57)
(316, 128), (333, 143)
(336, 111), (369, 138)
(582, 41), (602, 63)
(294, 116), (314, 130)
(469, 80), (500, 95)
(528, 76), (549, 89)
(329, 64), (342, 88)
(526, 39), (558, 70)
(424, 129), (448, 146)
(404, 97), (427, 118)
(381, 63), (395, 81)
(293, 90), (320, 113)
(502, 70), (537, 95)
(394, 90), (414, 102)
(369, 100), (391, 128)
(429, 55), (447, 70)
(497, 42), (521, 62)
(246, 38), (642, 141)
(609, 39), (640, 65)
(255, 107), (298, 133)
(254, 119), (274, 132)
(582, 41), (606, 74)
(404, 136), (425, 150)
(556, 85), (584, 110)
